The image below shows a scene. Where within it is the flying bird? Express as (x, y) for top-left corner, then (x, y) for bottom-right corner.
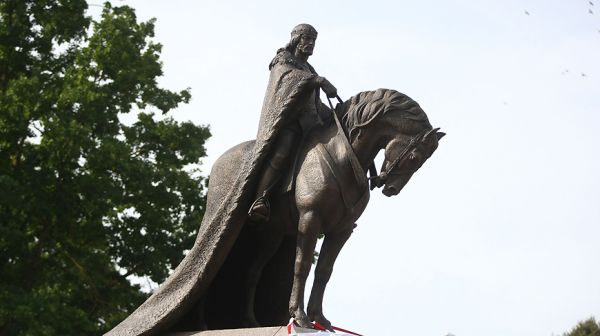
(590, 8), (594, 14)
(590, 1), (594, 5)
(581, 73), (587, 77)
(524, 10), (530, 15)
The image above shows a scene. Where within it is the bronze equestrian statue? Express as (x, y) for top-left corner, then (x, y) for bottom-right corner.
(106, 23), (444, 336)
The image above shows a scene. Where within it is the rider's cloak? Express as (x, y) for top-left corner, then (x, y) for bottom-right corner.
(105, 51), (320, 336)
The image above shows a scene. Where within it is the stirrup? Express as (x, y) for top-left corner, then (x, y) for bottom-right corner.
(248, 196), (270, 223)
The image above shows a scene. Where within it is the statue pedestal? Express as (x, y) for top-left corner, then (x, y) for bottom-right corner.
(169, 327), (287, 336)
(168, 326), (360, 336)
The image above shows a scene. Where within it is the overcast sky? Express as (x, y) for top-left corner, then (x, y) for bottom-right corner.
(90, 1), (600, 335)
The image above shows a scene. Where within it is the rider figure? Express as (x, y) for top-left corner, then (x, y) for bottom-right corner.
(248, 23), (338, 223)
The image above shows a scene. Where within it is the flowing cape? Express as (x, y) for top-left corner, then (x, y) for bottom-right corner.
(106, 58), (317, 336)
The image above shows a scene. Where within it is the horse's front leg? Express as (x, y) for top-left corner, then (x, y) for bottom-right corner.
(289, 210), (321, 328)
(307, 226), (353, 331)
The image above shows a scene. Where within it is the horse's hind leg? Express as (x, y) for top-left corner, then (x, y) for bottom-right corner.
(307, 227), (353, 331)
(242, 229), (283, 327)
(289, 210), (321, 328)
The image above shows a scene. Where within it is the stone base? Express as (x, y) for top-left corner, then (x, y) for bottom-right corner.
(169, 327), (288, 336)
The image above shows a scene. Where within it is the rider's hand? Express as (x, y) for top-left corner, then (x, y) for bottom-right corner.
(317, 76), (338, 98)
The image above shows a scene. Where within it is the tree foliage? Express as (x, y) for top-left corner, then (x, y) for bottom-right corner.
(564, 318), (600, 336)
(0, 1), (210, 334)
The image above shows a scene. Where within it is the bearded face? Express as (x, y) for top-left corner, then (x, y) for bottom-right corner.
(296, 35), (316, 56)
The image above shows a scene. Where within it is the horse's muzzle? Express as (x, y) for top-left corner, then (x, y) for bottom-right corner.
(382, 185), (399, 197)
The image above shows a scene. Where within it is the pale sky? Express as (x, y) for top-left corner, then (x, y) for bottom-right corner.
(90, 1), (600, 335)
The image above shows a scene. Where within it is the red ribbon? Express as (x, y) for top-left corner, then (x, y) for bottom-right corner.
(288, 318), (363, 336)
(313, 321), (363, 336)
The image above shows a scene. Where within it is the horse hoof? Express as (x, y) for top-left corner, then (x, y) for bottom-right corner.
(310, 314), (332, 331)
(320, 320), (333, 331)
(297, 317), (313, 328)
(308, 310), (333, 331)
(291, 310), (312, 328)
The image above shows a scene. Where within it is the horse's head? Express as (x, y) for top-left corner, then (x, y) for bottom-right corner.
(341, 88), (444, 197)
(376, 127), (445, 196)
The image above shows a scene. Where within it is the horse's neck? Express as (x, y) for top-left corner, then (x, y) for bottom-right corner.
(337, 110), (385, 173)
(340, 99), (432, 173)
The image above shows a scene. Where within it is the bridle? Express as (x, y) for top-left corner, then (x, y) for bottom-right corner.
(369, 128), (433, 186)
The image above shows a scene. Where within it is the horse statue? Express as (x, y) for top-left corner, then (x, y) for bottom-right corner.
(106, 88), (444, 335)
(206, 88), (444, 330)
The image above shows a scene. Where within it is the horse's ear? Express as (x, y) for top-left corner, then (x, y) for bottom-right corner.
(422, 128), (440, 142)
(436, 131), (446, 141)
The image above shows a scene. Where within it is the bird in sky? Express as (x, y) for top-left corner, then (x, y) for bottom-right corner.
(590, 8), (594, 14)
(590, 1), (594, 6)
(524, 10), (530, 15)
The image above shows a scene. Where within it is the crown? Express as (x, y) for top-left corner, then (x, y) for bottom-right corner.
(291, 23), (318, 38)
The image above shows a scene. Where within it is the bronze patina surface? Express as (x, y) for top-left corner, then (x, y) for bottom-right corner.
(106, 24), (444, 336)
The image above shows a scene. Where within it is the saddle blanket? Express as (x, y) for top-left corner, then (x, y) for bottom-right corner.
(287, 318), (363, 336)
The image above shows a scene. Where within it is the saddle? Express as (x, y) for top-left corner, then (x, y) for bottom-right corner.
(280, 111), (369, 213)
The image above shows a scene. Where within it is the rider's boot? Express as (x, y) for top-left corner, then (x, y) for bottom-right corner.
(248, 163), (282, 223)
(249, 127), (297, 223)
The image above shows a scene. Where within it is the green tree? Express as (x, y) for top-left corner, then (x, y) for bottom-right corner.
(0, 1), (210, 334)
(564, 318), (600, 336)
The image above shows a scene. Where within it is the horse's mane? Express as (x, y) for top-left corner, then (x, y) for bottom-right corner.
(342, 89), (430, 140)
